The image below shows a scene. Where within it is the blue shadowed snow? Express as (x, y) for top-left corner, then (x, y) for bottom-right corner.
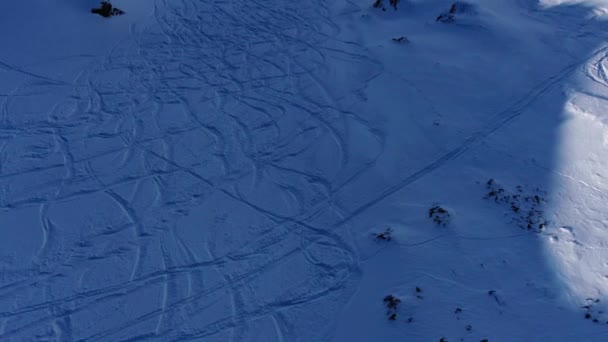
(1, 0), (608, 341)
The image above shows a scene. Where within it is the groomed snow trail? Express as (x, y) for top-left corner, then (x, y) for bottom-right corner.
(0, 0), (384, 341)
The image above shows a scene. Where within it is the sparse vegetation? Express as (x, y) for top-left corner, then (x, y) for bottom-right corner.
(436, 13), (454, 23)
(436, 2), (474, 23)
(373, 0), (399, 11)
(429, 205), (451, 226)
(374, 227), (393, 241)
(487, 289), (504, 306)
(415, 286), (423, 299)
(581, 297), (606, 323)
(392, 36), (409, 44)
(91, 1), (125, 17)
(383, 294), (402, 320)
(484, 179), (548, 232)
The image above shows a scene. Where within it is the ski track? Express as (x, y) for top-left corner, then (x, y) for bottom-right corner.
(1, 0), (606, 340)
(0, 0), (376, 340)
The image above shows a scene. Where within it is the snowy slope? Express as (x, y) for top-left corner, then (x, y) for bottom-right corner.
(1, 0), (608, 341)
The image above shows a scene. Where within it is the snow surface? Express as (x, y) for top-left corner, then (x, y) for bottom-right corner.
(2, 0), (608, 341)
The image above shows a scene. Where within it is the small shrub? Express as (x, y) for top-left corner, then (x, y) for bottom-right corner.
(91, 1), (125, 17)
(436, 13), (454, 23)
(429, 205), (451, 226)
(375, 227), (393, 241)
(436, 2), (474, 23)
(487, 290), (505, 306)
(415, 286), (423, 299)
(449, 2), (475, 14)
(372, 0), (399, 11)
(581, 297), (605, 323)
(383, 294), (402, 320)
(392, 36), (409, 44)
(384, 295), (401, 309)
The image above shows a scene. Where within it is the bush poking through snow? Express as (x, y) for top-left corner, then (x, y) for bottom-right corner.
(436, 2), (474, 23)
(487, 289), (505, 306)
(449, 2), (475, 14)
(436, 7), (455, 23)
(392, 36), (409, 44)
(415, 286), (423, 299)
(383, 294), (401, 320)
(373, 0), (399, 11)
(429, 205), (450, 226)
(484, 179), (548, 232)
(581, 297), (605, 323)
(436, 14), (454, 23)
(91, 1), (125, 17)
(375, 227), (393, 241)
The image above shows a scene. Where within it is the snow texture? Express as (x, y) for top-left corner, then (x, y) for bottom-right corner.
(1, 0), (608, 341)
